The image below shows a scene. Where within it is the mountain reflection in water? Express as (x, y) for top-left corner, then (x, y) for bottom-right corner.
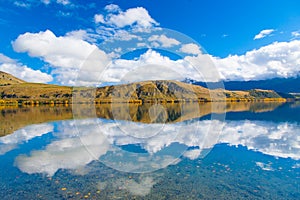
(0, 101), (285, 136)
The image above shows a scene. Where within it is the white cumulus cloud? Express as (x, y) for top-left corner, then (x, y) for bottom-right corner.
(0, 53), (53, 83)
(94, 14), (105, 23)
(148, 35), (180, 47)
(104, 4), (121, 13)
(65, 29), (98, 43)
(12, 30), (110, 85)
(13, 30), (106, 69)
(101, 49), (209, 83)
(179, 43), (202, 55)
(105, 7), (158, 29)
(93, 6), (159, 42)
(213, 40), (300, 81)
(254, 29), (274, 40)
(0, 53), (14, 63)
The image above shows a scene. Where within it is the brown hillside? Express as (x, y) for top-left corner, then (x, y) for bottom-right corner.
(0, 71), (25, 85)
(0, 71), (288, 104)
(90, 80), (285, 103)
(0, 83), (72, 102)
(93, 80), (212, 102)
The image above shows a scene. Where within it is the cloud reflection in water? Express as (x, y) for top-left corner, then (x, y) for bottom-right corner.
(9, 118), (300, 176)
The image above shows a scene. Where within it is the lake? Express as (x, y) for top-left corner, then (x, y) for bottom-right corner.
(0, 102), (299, 199)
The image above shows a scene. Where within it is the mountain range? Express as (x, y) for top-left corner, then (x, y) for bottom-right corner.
(189, 77), (300, 93)
(0, 71), (294, 105)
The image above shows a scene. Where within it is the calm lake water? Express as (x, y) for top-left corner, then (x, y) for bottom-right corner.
(0, 102), (299, 199)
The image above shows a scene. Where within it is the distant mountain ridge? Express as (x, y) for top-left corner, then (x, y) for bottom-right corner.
(189, 77), (300, 93)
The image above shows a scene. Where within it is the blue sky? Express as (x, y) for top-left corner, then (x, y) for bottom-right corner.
(0, 0), (300, 85)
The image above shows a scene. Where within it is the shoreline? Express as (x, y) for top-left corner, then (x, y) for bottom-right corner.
(0, 97), (291, 106)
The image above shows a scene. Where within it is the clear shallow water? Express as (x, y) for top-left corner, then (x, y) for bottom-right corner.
(0, 102), (300, 199)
